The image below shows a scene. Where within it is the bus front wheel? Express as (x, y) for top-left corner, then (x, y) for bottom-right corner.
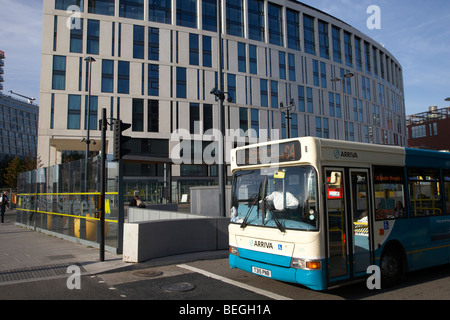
(380, 246), (403, 288)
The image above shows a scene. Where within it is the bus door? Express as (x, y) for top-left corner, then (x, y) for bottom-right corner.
(325, 169), (349, 282)
(325, 169), (372, 283)
(349, 169), (372, 277)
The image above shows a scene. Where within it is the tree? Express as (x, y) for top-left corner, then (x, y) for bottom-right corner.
(3, 157), (23, 189)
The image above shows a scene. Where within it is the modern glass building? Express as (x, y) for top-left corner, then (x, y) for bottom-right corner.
(0, 93), (39, 160)
(39, 0), (406, 203)
(0, 50), (4, 92)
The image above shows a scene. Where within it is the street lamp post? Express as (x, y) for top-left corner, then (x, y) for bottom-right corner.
(280, 99), (296, 139)
(84, 56), (96, 192)
(331, 72), (354, 83)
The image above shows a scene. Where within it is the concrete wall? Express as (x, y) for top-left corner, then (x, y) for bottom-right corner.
(190, 186), (232, 216)
(123, 217), (229, 263)
(127, 207), (209, 223)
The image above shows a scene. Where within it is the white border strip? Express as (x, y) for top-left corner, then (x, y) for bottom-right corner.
(177, 264), (292, 300)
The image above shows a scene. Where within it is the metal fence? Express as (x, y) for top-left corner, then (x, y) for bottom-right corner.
(15, 156), (124, 253)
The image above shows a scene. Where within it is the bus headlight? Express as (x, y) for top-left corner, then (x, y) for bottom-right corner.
(229, 246), (239, 256)
(291, 258), (321, 270)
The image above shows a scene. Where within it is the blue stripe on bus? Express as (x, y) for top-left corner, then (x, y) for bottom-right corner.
(238, 248), (292, 267)
(229, 252), (326, 291)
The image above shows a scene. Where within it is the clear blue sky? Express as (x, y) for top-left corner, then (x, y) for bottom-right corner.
(0, 0), (449, 115)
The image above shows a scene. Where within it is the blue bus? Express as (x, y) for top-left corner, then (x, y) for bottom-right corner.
(228, 137), (450, 290)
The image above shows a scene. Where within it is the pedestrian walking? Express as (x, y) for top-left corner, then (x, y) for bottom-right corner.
(0, 191), (10, 223)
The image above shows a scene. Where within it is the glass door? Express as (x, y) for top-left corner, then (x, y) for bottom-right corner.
(349, 169), (372, 276)
(325, 169), (349, 281)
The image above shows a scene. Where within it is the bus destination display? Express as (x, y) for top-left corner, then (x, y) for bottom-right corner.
(236, 141), (301, 166)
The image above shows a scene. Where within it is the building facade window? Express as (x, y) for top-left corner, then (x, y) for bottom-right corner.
(303, 15), (316, 55)
(313, 60), (319, 86)
(133, 25), (145, 59)
(336, 93), (341, 118)
(177, 0), (197, 29)
(87, 19), (100, 55)
(320, 61), (327, 88)
(291, 113), (298, 137)
(176, 67), (187, 98)
(203, 36), (212, 68)
(286, 9), (300, 51)
(202, 0), (216, 32)
(238, 42), (246, 73)
(318, 20), (329, 59)
(55, 0), (83, 10)
(279, 51), (286, 80)
(189, 33), (199, 66)
(119, 0), (144, 20)
(148, 64), (159, 96)
(288, 53), (296, 82)
(67, 94), (81, 129)
(372, 47), (379, 77)
(203, 104), (213, 133)
(132, 98), (144, 131)
(148, 27), (159, 61)
(332, 26), (341, 63)
(250, 109), (259, 138)
(52, 55), (66, 90)
(84, 95), (98, 130)
(306, 87), (313, 113)
(260, 79), (268, 107)
(411, 125), (426, 138)
(364, 41), (371, 74)
(148, 99), (159, 132)
(239, 107), (248, 135)
(355, 36), (362, 71)
(268, 3), (283, 47)
(117, 61), (130, 94)
(344, 31), (353, 67)
(270, 80), (278, 108)
(149, 0), (171, 24)
(70, 18), (83, 53)
(190, 103), (200, 134)
(88, 0), (115, 16)
(298, 85), (305, 112)
(227, 73), (236, 101)
(226, 0), (244, 38)
(249, 45), (257, 74)
(101, 59), (114, 93)
(248, 0), (264, 42)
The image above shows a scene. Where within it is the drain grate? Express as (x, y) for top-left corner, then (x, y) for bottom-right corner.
(132, 270), (163, 278)
(160, 282), (196, 292)
(0, 263), (85, 283)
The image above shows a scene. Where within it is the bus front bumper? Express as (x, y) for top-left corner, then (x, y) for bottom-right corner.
(229, 254), (326, 291)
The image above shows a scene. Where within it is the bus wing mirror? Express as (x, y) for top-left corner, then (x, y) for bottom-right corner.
(329, 172), (341, 186)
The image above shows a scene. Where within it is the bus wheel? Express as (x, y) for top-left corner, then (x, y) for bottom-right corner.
(380, 247), (403, 288)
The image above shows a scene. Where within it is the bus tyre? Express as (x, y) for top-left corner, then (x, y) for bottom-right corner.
(380, 247), (403, 288)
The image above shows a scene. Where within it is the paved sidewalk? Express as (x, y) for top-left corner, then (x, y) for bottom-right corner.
(0, 209), (229, 283)
(0, 210), (130, 279)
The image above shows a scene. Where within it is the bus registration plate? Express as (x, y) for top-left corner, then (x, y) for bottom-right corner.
(252, 266), (271, 278)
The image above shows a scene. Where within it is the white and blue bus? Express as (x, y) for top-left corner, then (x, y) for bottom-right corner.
(228, 137), (450, 290)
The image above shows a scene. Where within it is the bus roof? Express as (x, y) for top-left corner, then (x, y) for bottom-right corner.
(405, 148), (450, 169)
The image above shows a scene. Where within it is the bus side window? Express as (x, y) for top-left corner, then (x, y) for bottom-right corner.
(373, 166), (405, 220)
(407, 168), (443, 217)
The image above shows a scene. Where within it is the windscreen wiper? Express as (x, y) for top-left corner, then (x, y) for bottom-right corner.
(241, 181), (262, 229)
(268, 211), (286, 233)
